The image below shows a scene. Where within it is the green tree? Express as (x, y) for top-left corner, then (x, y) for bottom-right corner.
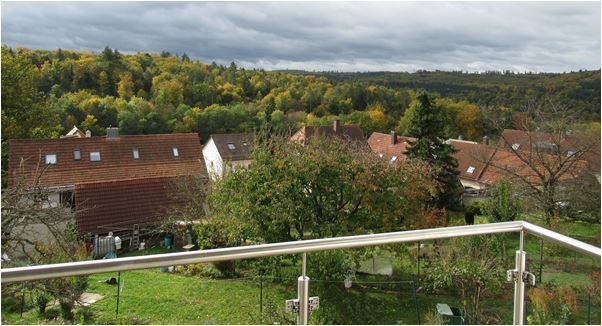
(211, 136), (436, 244)
(404, 92), (462, 210)
(483, 179), (521, 223)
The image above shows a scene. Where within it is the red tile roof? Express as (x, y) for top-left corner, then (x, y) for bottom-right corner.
(448, 140), (496, 183)
(501, 129), (600, 173)
(290, 122), (366, 145)
(75, 176), (185, 234)
(8, 133), (206, 188)
(367, 132), (415, 162)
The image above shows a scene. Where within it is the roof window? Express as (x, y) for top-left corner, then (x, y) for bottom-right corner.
(511, 143), (520, 150)
(227, 143), (236, 150)
(90, 151), (101, 162)
(45, 154), (57, 165)
(132, 148), (140, 160)
(242, 141), (248, 146)
(467, 166), (476, 174)
(567, 150), (576, 157)
(172, 147), (180, 157)
(391, 156), (398, 162)
(73, 149), (81, 160)
(378, 153), (384, 158)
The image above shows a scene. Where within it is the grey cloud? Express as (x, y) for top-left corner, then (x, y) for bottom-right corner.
(1, 2), (600, 72)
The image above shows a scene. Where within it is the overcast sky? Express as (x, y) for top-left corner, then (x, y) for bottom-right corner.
(1, 2), (600, 72)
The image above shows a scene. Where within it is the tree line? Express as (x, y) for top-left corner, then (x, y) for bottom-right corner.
(2, 45), (600, 182)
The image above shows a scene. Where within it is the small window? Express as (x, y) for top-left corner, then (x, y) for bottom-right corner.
(73, 149), (81, 160)
(45, 154), (57, 165)
(511, 143), (520, 151)
(391, 156), (398, 162)
(172, 147), (180, 157)
(467, 166), (476, 174)
(567, 150), (576, 157)
(90, 151), (101, 162)
(227, 143), (236, 150)
(132, 148), (140, 160)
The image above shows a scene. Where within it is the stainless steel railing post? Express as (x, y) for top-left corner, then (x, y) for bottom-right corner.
(513, 231), (526, 325)
(297, 252), (309, 325)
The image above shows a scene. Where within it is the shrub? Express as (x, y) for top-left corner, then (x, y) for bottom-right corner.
(527, 284), (577, 325)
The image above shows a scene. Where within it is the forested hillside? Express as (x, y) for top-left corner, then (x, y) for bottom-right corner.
(2, 46), (600, 151)
(306, 70), (601, 120)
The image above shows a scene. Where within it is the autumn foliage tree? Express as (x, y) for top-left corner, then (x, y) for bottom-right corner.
(211, 135), (437, 244)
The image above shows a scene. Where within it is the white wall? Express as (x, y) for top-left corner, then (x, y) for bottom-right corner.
(202, 138), (224, 181)
(224, 159), (252, 175)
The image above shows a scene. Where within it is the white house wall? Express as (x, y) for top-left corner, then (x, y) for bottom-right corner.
(202, 138), (225, 181)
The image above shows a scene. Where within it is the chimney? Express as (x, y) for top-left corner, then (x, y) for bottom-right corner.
(106, 127), (120, 139)
(390, 131), (397, 145)
(458, 135), (463, 140)
(333, 119), (340, 132)
(483, 135), (489, 145)
(85, 130), (92, 138)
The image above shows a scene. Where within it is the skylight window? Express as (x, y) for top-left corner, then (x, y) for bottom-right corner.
(90, 151), (101, 162)
(45, 154), (57, 165)
(467, 166), (476, 174)
(391, 156), (398, 162)
(227, 143), (236, 150)
(378, 153), (384, 158)
(132, 148), (140, 160)
(512, 143), (520, 151)
(73, 149), (81, 160)
(172, 147), (180, 157)
(567, 150), (576, 157)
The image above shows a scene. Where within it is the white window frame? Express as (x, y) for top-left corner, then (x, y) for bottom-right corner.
(73, 149), (81, 160)
(45, 154), (57, 165)
(133, 148), (140, 160)
(90, 151), (101, 162)
(172, 147), (180, 157)
(467, 166), (476, 174)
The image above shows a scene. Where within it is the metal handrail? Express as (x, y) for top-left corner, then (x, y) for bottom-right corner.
(1, 220), (598, 284)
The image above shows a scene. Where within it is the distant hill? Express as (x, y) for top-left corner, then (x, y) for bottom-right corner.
(289, 70), (602, 120)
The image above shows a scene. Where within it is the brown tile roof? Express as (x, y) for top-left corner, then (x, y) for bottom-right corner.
(367, 132), (415, 162)
(8, 133), (206, 188)
(290, 121), (366, 145)
(501, 129), (600, 173)
(448, 140), (497, 183)
(209, 133), (254, 161)
(75, 176), (185, 234)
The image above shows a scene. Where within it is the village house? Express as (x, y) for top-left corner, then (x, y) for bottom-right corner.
(202, 133), (254, 180)
(290, 120), (366, 145)
(8, 128), (206, 236)
(500, 129), (601, 182)
(367, 131), (415, 164)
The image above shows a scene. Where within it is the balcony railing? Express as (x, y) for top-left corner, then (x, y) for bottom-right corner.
(2, 220), (600, 325)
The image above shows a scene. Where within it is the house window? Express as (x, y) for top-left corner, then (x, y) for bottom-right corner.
(60, 191), (74, 209)
(90, 151), (101, 162)
(172, 147), (180, 157)
(45, 154), (57, 165)
(467, 166), (476, 174)
(511, 143), (520, 151)
(132, 148), (140, 160)
(73, 149), (81, 160)
(227, 143), (236, 150)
